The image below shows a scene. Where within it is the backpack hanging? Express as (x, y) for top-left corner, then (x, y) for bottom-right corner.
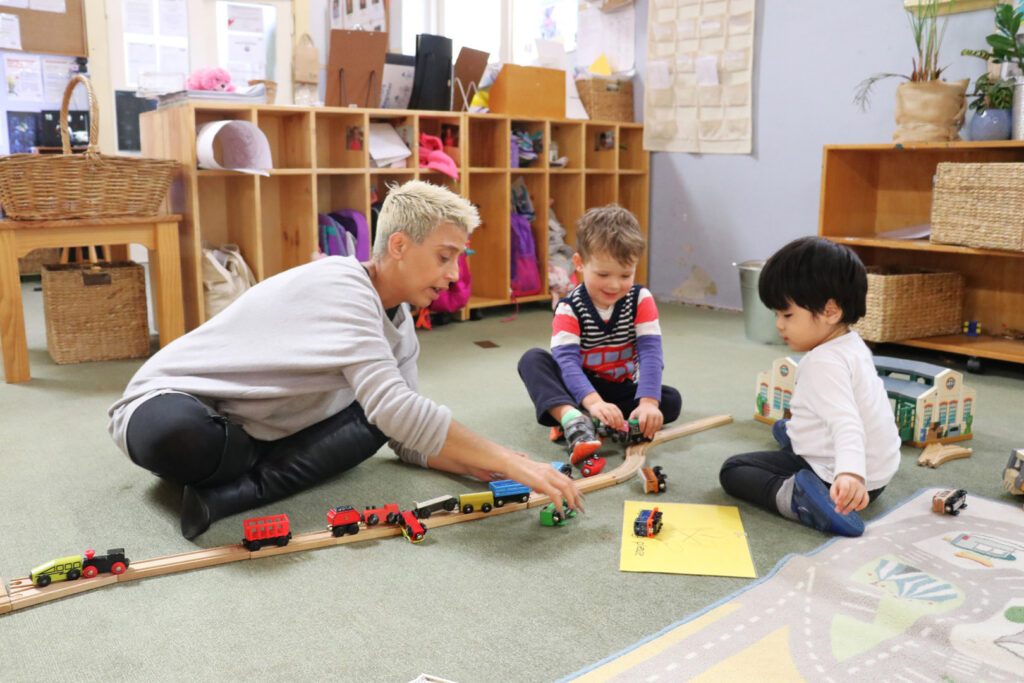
(329, 209), (372, 261)
(431, 250), (472, 313)
(318, 214), (349, 256)
(510, 211), (541, 297)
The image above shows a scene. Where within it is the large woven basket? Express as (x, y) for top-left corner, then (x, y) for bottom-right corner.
(931, 162), (1024, 251)
(0, 75), (179, 220)
(852, 266), (964, 343)
(41, 261), (150, 364)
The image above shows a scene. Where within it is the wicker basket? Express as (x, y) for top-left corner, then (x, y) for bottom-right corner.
(852, 266), (964, 343)
(576, 78), (635, 122)
(41, 261), (150, 364)
(931, 162), (1024, 251)
(17, 247), (62, 275)
(0, 75), (179, 220)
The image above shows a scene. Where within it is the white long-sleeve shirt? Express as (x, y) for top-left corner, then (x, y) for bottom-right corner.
(785, 331), (901, 490)
(107, 256), (450, 467)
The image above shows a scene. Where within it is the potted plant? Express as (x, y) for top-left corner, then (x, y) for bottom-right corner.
(854, 0), (968, 143)
(965, 73), (1014, 139)
(961, 1), (1024, 139)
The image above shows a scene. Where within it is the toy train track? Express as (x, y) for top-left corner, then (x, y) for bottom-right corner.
(0, 414), (732, 615)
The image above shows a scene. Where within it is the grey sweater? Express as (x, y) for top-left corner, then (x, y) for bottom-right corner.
(107, 256), (450, 467)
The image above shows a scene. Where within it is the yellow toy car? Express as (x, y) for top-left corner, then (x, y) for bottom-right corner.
(30, 554), (85, 587)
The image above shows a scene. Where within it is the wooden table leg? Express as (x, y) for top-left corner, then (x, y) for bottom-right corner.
(150, 221), (185, 348)
(0, 229), (31, 383)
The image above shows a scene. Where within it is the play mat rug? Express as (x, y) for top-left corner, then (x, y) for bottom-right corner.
(566, 487), (1024, 682)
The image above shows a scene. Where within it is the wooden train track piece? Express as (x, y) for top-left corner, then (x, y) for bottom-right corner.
(1, 413), (732, 614)
(917, 443), (973, 468)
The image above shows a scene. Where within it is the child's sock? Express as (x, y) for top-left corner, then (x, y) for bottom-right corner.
(560, 408), (584, 427)
(775, 475), (799, 521)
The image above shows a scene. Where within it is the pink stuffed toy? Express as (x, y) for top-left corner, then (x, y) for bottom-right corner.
(187, 67), (236, 92)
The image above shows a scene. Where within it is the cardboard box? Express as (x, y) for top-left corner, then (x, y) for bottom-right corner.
(490, 65), (565, 118)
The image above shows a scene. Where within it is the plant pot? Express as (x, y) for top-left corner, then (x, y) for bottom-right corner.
(1013, 76), (1024, 140)
(893, 79), (969, 143)
(968, 108), (1012, 141)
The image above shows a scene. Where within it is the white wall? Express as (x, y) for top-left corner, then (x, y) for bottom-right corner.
(637, 0), (997, 310)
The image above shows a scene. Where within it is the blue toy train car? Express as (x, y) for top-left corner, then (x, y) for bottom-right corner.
(489, 479), (531, 507)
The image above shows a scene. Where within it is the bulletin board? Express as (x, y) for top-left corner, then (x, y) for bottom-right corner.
(0, 1), (88, 57)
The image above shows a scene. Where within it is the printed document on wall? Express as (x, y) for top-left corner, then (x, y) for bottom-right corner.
(577, 3), (634, 73)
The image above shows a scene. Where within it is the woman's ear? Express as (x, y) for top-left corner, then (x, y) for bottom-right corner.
(388, 232), (407, 259)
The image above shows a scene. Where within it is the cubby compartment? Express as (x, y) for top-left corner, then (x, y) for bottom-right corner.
(317, 173), (369, 217)
(467, 171), (511, 303)
(618, 125), (646, 171)
(315, 111), (367, 170)
(419, 114), (464, 170)
(260, 175), (315, 277)
(618, 173), (650, 282)
(369, 113), (416, 169)
(550, 121), (583, 169)
(468, 115), (510, 168)
(549, 172), (584, 249)
(418, 170), (462, 194)
(257, 109), (312, 169)
(585, 172), (617, 207)
(586, 123), (618, 171)
(511, 119), (546, 169)
(197, 173), (260, 284)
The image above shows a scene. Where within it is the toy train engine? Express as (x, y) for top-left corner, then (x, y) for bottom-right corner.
(580, 456), (606, 477)
(363, 502), (400, 526)
(633, 507), (663, 538)
(551, 461), (573, 477)
(489, 479), (531, 507)
(642, 466), (667, 493)
(243, 514), (292, 551)
(596, 418), (648, 445)
(458, 491), (494, 514)
(540, 501), (578, 526)
(400, 510), (427, 543)
(82, 548), (130, 578)
(327, 505), (362, 537)
(932, 489), (968, 516)
(413, 494), (458, 519)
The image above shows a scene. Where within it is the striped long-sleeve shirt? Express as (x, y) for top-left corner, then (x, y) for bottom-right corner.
(550, 284), (664, 404)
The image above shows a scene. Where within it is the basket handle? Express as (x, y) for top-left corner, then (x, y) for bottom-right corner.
(60, 74), (100, 157)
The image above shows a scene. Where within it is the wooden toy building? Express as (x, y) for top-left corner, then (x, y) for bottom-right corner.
(754, 356), (798, 424)
(754, 355), (976, 447)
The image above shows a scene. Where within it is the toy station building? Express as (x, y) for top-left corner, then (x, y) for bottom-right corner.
(754, 355), (976, 447)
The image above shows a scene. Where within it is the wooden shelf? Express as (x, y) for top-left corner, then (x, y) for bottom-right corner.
(819, 141), (1024, 366)
(142, 104), (648, 331)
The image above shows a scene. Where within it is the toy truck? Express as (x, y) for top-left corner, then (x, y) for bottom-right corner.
(400, 510), (427, 543)
(642, 466), (667, 493)
(327, 505), (362, 537)
(242, 514), (292, 551)
(932, 489), (968, 515)
(633, 507), (663, 538)
(489, 479), (531, 507)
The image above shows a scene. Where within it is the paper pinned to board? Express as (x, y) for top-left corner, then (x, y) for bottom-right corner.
(196, 120), (273, 176)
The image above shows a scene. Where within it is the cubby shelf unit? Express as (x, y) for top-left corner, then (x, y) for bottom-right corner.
(142, 103), (648, 330)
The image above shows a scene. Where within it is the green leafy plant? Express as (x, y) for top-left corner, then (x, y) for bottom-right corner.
(967, 72), (1014, 111)
(854, 0), (956, 110)
(961, 2), (1024, 72)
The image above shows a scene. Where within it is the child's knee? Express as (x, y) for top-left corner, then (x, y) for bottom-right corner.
(517, 347), (551, 374)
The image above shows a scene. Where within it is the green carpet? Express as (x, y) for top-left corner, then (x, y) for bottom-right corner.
(1, 281), (1021, 681)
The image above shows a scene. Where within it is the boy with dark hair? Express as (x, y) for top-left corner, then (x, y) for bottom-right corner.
(719, 236), (901, 536)
(517, 204), (682, 464)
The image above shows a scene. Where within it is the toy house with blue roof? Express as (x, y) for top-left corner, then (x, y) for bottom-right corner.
(754, 356), (798, 424)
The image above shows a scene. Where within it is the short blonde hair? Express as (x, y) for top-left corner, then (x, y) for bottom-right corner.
(372, 180), (480, 259)
(576, 204), (646, 266)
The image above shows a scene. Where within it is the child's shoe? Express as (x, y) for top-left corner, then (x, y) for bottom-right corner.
(791, 469), (865, 537)
(563, 415), (602, 464)
(549, 425), (565, 443)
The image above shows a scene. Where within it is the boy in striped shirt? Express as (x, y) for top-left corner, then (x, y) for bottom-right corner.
(518, 205), (682, 464)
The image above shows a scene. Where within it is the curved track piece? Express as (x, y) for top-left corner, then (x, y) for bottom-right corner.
(1, 414), (733, 613)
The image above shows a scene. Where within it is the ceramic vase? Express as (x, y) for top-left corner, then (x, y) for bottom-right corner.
(968, 108), (1012, 141)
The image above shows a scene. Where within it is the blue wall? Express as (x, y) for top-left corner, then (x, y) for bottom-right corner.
(636, 0), (997, 310)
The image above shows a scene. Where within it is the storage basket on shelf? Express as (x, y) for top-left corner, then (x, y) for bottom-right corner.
(852, 266), (964, 343)
(0, 74), (179, 220)
(41, 261), (150, 364)
(930, 162), (1024, 252)
(575, 78), (634, 122)
(17, 247), (62, 275)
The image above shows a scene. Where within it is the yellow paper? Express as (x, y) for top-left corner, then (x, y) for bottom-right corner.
(589, 54), (612, 76)
(619, 501), (756, 578)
